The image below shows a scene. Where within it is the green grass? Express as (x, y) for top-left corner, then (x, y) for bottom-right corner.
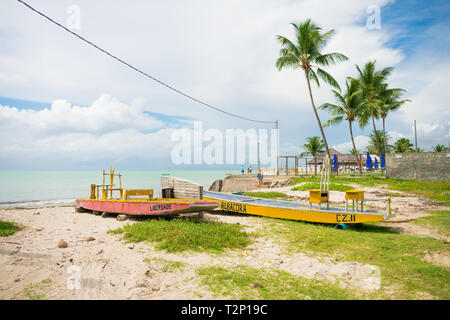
(244, 191), (288, 199)
(0, 220), (20, 236)
(291, 183), (354, 192)
(414, 210), (450, 238)
(263, 219), (450, 299)
(144, 257), (186, 273)
(289, 174), (450, 204)
(196, 265), (357, 300)
(22, 279), (52, 300)
(109, 218), (252, 253)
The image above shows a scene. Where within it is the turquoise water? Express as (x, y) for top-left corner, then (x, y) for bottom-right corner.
(0, 170), (237, 208)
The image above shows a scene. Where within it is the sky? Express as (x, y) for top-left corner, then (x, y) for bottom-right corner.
(0, 0), (449, 169)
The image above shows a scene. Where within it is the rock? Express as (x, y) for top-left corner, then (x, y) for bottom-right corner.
(117, 215), (128, 221)
(101, 212), (108, 218)
(128, 243), (135, 249)
(97, 249), (104, 255)
(14, 278), (20, 282)
(33, 212), (40, 215)
(36, 228), (43, 231)
(152, 286), (160, 292)
(249, 283), (263, 288)
(58, 240), (68, 248)
(86, 236), (95, 242)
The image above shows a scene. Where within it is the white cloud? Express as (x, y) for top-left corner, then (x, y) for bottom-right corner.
(0, 93), (164, 135)
(0, 94), (175, 168)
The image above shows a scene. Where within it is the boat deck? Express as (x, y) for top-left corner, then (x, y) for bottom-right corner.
(204, 191), (393, 224)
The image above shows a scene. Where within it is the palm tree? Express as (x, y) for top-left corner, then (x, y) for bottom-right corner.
(354, 61), (393, 157)
(319, 78), (365, 173)
(276, 19), (348, 160)
(301, 136), (325, 175)
(378, 83), (410, 153)
(432, 144), (447, 152)
(393, 138), (414, 153)
(368, 130), (391, 154)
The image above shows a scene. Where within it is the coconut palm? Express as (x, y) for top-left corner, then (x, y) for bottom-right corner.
(276, 19), (348, 160)
(393, 138), (414, 153)
(354, 61), (393, 157)
(432, 144), (447, 152)
(319, 78), (365, 173)
(378, 83), (410, 153)
(368, 130), (391, 154)
(301, 136), (325, 175)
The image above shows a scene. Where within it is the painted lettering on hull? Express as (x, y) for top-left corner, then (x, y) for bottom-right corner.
(220, 201), (247, 213)
(336, 214), (356, 223)
(150, 203), (172, 211)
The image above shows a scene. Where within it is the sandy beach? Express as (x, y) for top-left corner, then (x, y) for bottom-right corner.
(1, 183), (448, 300)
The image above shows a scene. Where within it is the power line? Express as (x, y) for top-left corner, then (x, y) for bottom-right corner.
(16, 0), (274, 124)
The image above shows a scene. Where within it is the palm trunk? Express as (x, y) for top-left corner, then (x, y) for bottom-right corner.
(314, 156), (317, 176)
(304, 71), (331, 162)
(382, 116), (388, 155)
(371, 115), (382, 157)
(349, 121), (362, 174)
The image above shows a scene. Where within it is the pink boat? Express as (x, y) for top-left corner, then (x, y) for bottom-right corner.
(75, 168), (218, 216)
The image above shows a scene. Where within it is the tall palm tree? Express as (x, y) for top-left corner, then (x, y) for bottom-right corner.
(378, 83), (410, 154)
(276, 19), (348, 160)
(319, 78), (365, 173)
(301, 136), (325, 175)
(393, 138), (414, 153)
(354, 61), (393, 157)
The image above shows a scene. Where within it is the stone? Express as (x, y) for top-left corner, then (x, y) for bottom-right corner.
(117, 215), (128, 221)
(101, 212), (108, 218)
(152, 286), (160, 292)
(128, 243), (135, 249)
(58, 240), (68, 248)
(86, 236), (95, 242)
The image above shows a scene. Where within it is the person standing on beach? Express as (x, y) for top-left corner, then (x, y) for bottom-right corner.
(257, 169), (263, 187)
(241, 165), (245, 174)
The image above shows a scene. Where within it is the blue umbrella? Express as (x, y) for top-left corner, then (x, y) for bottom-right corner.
(366, 152), (373, 169)
(374, 157), (379, 169)
(333, 154), (338, 169)
(381, 153), (385, 168)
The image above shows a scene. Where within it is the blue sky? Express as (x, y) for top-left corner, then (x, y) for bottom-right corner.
(0, 0), (448, 169)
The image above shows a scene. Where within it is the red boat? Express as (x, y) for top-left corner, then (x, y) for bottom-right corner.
(75, 168), (218, 216)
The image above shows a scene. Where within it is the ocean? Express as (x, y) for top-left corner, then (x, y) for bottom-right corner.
(0, 170), (238, 209)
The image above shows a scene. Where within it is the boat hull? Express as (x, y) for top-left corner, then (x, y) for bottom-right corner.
(204, 191), (393, 224)
(75, 199), (218, 216)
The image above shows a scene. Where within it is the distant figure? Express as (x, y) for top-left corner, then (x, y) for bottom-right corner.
(241, 165), (245, 174)
(249, 166), (252, 174)
(257, 169), (263, 187)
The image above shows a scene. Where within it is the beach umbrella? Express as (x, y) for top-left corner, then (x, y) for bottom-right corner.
(381, 153), (385, 168)
(374, 157), (379, 169)
(366, 152), (373, 169)
(333, 154), (338, 169)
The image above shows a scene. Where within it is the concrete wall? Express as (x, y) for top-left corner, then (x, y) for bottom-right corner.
(386, 152), (450, 180)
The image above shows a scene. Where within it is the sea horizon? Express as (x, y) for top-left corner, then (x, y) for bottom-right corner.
(0, 169), (239, 208)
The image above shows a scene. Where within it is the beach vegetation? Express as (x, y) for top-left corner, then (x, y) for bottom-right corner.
(0, 220), (20, 236)
(109, 218), (252, 253)
(244, 191), (288, 199)
(262, 219), (450, 299)
(196, 265), (356, 300)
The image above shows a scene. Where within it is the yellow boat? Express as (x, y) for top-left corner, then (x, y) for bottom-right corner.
(204, 190), (395, 225)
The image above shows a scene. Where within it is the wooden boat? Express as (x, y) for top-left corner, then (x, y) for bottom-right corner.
(75, 168), (218, 216)
(204, 158), (395, 225)
(204, 191), (395, 224)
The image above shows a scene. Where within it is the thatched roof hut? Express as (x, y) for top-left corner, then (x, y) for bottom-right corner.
(306, 148), (366, 166)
